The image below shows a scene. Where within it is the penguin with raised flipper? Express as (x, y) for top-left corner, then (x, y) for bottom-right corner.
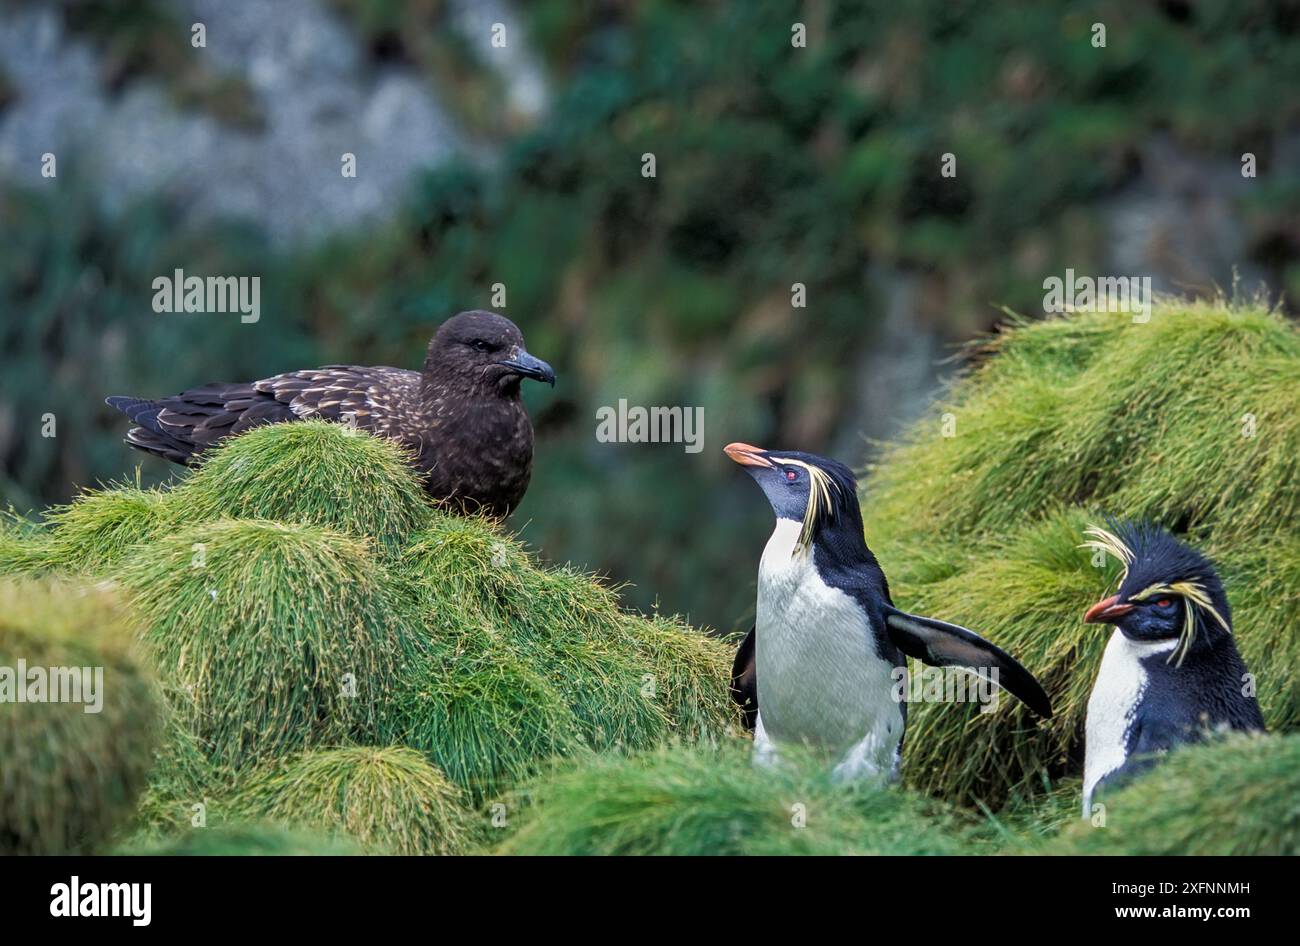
(725, 443), (1052, 781)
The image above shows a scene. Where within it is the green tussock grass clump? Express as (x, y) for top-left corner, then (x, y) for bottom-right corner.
(121, 824), (360, 856)
(862, 302), (1300, 807)
(493, 742), (976, 856)
(1045, 733), (1300, 855)
(0, 419), (742, 849)
(0, 510), (53, 575)
(234, 746), (475, 855)
(173, 420), (434, 548)
(392, 516), (739, 797)
(0, 578), (160, 854)
(395, 617), (590, 797)
(980, 776), (1086, 848)
(41, 481), (179, 574)
(128, 686), (232, 838)
(117, 518), (422, 772)
(0, 481), (177, 579)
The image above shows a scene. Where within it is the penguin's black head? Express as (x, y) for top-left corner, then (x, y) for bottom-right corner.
(724, 443), (862, 552)
(1081, 521), (1232, 664)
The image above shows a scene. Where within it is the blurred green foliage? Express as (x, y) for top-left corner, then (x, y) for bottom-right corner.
(0, 577), (160, 854)
(2, 0), (1297, 628)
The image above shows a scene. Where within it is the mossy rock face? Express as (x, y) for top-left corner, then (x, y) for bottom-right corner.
(862, 303), (1300, 806)
(1047, 734), (1300, 855)
(0, 578), (160, 854)
(393, 519), (739, 798)
(118, 518), (422, 772)
(494, 742), (974, 856)
(121, 824), (360, 856)
(235, 746), (475, 855)
(172, 420), (433, 548)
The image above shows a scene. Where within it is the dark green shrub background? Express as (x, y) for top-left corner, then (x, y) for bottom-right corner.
(3, 0), (1298, 631)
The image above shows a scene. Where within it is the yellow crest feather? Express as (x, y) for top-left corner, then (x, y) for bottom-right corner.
(1080, 525), (1134, 573)
(783, 459), (840, 555)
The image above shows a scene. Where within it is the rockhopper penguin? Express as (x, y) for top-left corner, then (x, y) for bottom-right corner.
(1079, 522), (1265, 815)
(107, 311), (556, 517)
(725, 443), (1052, 780)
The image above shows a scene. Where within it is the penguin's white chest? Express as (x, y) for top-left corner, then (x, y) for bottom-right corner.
(753, 519), (902, 778)
(1082, 630), (1176, 813)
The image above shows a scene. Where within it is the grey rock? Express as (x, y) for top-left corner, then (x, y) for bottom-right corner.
(0, 0), (548, 246)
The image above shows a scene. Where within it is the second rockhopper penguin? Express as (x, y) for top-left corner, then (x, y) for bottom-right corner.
(725, 443), (1052, 781)
(1079, 522), (1265, 816)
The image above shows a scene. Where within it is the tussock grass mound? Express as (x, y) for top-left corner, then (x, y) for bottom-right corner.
(118, 518), (421, 772)
(130, 688), (231, 838)
(235, 746), (474, 855)
(174, 420), (433, 548)
(495, 742), (975, 855)
(394, 517), (738, 797)
(122, 825), (360, 856)
(1046, 733), (1300, 855)
(984, 777), (1085, 848)
(0, 578), (160, 854)
(396, 621), (589, 795)
(0, 482), (177, 578)
(0, 421), (739, 850)
(44, 482), (178, 573)
(0, 511), (52, 575)
(863, 302), (1300, 806)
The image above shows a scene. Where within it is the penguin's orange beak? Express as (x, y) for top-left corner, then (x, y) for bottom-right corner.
(1084, 594), (1134, 624)
(724, 442), (773, 468)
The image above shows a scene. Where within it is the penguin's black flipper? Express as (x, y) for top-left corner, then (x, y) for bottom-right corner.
(881, 606), (1053, 719)
(730, 625), (758, 731)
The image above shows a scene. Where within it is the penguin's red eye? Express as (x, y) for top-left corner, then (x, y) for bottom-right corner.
(1157, 598), (1172, 608)
(785, 469), (798, 482)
